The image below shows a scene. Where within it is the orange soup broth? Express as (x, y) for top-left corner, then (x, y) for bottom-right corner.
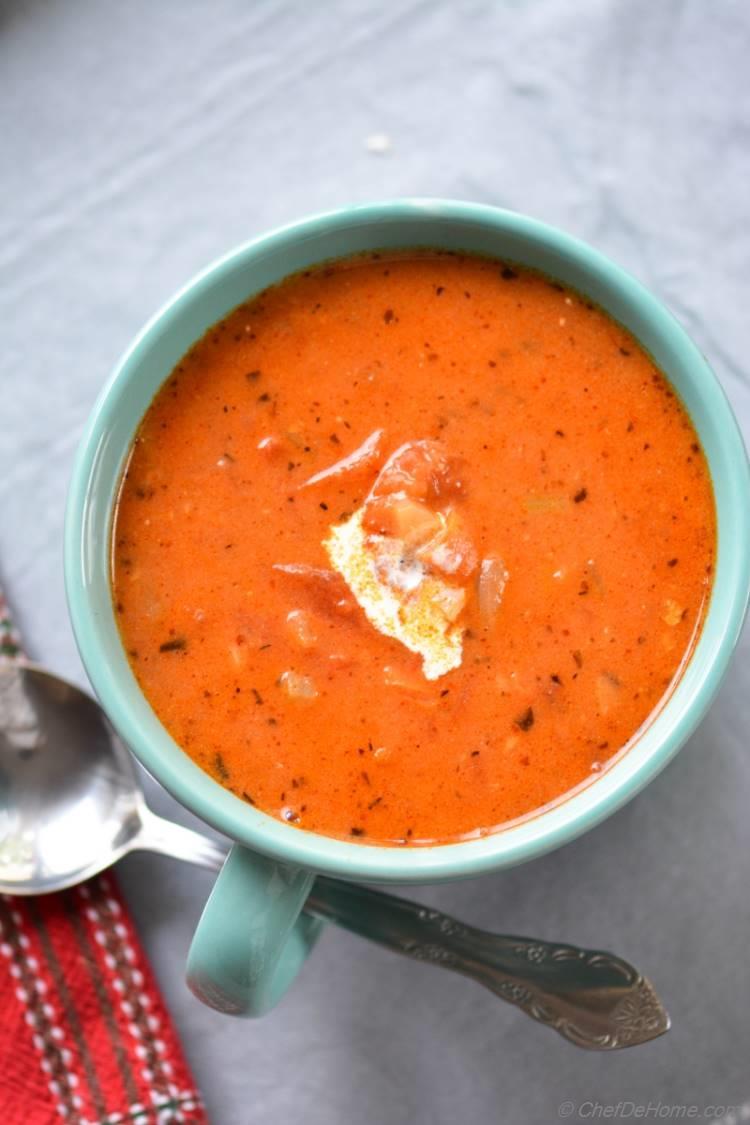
(112, 252), (715, 845)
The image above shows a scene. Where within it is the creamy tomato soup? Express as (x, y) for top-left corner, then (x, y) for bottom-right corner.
(112, 252), (715, 845)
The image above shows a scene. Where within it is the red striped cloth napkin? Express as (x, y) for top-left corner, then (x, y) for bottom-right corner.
(0, 588), (208, 1124)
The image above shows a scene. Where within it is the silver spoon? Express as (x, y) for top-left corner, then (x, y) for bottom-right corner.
(0, 660), (669, 1049)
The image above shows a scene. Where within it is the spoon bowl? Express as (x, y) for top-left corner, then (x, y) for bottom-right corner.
(0, 662), (223, 894)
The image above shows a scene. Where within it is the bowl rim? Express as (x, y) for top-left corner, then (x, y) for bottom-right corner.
(64, 198), (750, 883)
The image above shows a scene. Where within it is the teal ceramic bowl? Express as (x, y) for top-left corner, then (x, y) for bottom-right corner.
(65, 200), (750, 1014)
(65, 198), (750, 882)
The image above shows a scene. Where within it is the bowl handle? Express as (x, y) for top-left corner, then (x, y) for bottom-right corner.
(186, 844), (323, 1016)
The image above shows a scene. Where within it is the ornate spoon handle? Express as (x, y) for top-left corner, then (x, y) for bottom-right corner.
(309, 877), (669, 1050)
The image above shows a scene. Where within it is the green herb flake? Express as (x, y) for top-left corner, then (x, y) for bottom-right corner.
(214, 753), (229, 781)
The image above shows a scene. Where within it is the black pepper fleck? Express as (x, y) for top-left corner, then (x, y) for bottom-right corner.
(515, 707), (535, 731)
(159, 637), (187, 653)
